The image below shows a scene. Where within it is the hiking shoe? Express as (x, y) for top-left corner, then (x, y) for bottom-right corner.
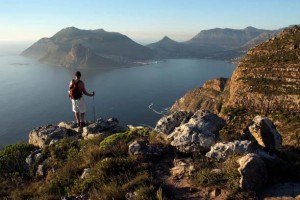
(73, 123), (80, 128)
(80, 122), (86, 127)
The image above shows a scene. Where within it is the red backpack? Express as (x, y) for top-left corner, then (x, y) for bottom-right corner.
(69, 80), (82, 100)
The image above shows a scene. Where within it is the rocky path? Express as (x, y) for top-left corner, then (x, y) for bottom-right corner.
(151, 152), (228, 200)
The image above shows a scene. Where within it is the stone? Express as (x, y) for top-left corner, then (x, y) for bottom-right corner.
(128, 140), (163, 156)
(155, 111), (192, 134)
(171, 158), (195, 179)
(36, 164), (45, 178)
(26, 149), (43, 166)
(127, 125), (145, 130)
(210, 188), (222, 198)
(29, 125), (68, 148)
(248, 116), (282, 150)
(238, 153), (268, 190)
(261, 182), (300, 199)
(81, 168), (91, 179)
(205, 140), (253, 161)
(167, 110), (225, 153)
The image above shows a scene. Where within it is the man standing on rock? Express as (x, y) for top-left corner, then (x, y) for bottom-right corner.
(69, 71), (95, 128)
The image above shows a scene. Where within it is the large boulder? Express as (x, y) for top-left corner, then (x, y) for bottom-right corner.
(248, 116), (282, 150)
(29, 125), (68, 148)
(206, 140), (253, 161)
(155, 111), (192, 134)
(238, 153), (268, 191)
(168, 110), (225, 153)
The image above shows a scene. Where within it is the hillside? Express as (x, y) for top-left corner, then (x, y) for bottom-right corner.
(21, 27), (156, 68)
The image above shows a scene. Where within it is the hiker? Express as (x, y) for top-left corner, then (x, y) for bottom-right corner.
(69, 71), (95, 127)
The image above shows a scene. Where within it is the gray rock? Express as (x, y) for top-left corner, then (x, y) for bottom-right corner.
(167, 110), (225, 153)
(171, 158), (195, 178)
(206, 140), (253, 161)
(26, 149), (43, 166)
(128, 140), (163, 156)
(238, 153), (268, 190)
(248, 116), (282, 150)
(155, 111), (192, 134)
(36, 164), (45, 178)
(81, 168), (91, 179)
(29, 125), (68, 148)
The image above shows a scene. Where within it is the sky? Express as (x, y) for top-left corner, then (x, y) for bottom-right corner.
(0, 0), (299, 45)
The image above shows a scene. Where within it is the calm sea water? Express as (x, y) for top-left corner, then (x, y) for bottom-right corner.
(0, 55), (236, 147)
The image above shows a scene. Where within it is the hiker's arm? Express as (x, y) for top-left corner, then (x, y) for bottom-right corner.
(81, 82), (94, 96)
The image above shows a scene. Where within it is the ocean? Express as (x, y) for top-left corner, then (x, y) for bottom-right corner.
(0, 55), (236, 146)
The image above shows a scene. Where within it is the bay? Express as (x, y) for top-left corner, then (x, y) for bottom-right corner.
(0, 56), (236, 147)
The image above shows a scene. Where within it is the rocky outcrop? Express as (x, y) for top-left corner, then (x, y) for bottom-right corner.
(155, 111), (192, 134)
(205, 140), (253, 161)
(228, 26), (300, 113)
(238, 153), (268, 190)
(29, 118), (126, 147)
(170, 78), (229, 113)
(167, 110), (225, 153)
(248, 116), (282, 149)
(29, 125), (68, 148)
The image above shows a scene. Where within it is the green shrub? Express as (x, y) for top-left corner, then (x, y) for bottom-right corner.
(0, 143), (36, 176)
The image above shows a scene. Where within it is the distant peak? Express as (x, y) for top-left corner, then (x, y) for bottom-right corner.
(64, 26), (79, 30)
(92, 28), (106, 33)
(162, 36), (171, 40)
(245, 26), (257, 30)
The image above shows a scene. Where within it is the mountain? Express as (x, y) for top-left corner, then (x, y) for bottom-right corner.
(22, 27), (156, 68)
(186, 26), (270, 50)
(147, 36), (191, 58)
(149, 27), (279, 60)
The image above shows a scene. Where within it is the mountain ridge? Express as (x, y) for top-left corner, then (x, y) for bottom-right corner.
(22, 26), (283, 67)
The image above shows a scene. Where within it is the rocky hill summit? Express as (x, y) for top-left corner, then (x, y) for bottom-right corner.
(21, 27), (156, 68)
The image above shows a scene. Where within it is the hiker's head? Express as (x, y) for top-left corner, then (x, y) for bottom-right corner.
(75, 71), (81, 79)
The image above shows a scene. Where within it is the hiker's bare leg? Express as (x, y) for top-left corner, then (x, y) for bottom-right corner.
(75, 112), (80, 125)
(80, 113), (85, 124)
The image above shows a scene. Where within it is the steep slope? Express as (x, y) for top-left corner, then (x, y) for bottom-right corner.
(170, 78), (229, 113)
(22, 27), (156, 68)
(228, 26), (300, 113)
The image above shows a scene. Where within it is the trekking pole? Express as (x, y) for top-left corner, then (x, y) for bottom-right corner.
(93, 94), (96, 122)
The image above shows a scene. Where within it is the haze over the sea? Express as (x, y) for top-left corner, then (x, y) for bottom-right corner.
(1, 0), (299, 45)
